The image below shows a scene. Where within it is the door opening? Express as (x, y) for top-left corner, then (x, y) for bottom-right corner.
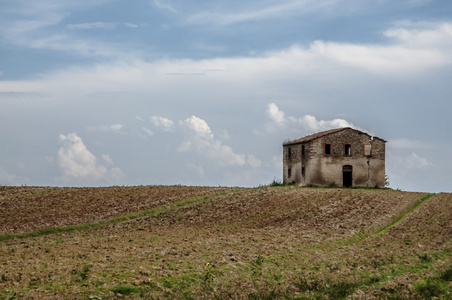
(343, 165), (353, 187)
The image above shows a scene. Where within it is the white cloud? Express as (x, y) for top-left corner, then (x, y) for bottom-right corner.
(267, 103), (286, 126)
(187, 0), (340, 26)
(265, 103), (356, 134)
(182, 116), (214, 140)
(152, 0), (176, 13)
(110, 123), (123, 132)
(290, 114), (356, 132)
(406, 152), (432, 168)
(387, 150), (433, 180)
(124, 22), (139, 28)
(110, 167), (125, 181)
(67, 22), (141, 30)
(4, 28), (124, 58)
(150, 116), (175, 131)
(0, 168), (28, 185)
(309, 39), (450, 75)
(67, 22), (119, 30)
(102, 154), (113, 164)
(3, 22), (450, 98)
(87, 124), (125, 133)
(0, 2), (126, 58)
(294, 22), (452, 76)
(384, 22), (452, 48)
(184, 1), (435, 27)
(179, 116), (247, 166)
(247, 155), (262, 168)
(138, 114), (255, 168)
(141, 127), (154, 137)
(57, 133), (124, 183)
(186, 163), (205, 177)
(5, 15), (64, 36)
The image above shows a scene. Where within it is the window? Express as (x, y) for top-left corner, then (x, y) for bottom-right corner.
(302, 145), (305, 156)
(324, 143), (331, 155)
(302, 167), (305, 177)
(363, 144), (371, 156)
(288, 147), (292, 160)
(288, 167), (292, 178)
(345, 144), (351, 156)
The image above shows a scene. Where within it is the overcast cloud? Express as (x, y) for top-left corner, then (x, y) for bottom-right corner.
(0, 0), (451, 192)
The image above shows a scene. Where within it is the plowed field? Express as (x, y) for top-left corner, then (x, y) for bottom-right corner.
(0, 186), (451, 299)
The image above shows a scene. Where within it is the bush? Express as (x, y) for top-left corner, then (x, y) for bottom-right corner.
(269, 177), (284, 187)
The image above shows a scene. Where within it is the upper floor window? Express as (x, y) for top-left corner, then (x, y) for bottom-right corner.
(288, 147), (292, 159)
(324, 143), (331, 155)
(363, 144), (372, 156)
(345, 144), (351, 156)
(302, 145), (305, 156)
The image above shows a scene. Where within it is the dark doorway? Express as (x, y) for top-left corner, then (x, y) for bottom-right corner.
(343, 165), (353, 187)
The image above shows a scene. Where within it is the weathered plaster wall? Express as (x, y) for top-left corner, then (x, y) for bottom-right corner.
(283, 128), (386, 187)
(283, 143), (303, 184)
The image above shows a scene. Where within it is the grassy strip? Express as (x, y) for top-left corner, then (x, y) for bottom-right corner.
(338, 192), (436, 245)
(0, 191), (234, 242)
(373, 193), (436, 237)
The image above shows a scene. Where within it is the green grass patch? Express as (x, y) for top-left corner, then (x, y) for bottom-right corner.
(110, 284), (141, 296)
(374, 193), (435, 237)
(294, 274), (362, 299)
(413, 278), (448, 298)
(440, 266), (452, 281)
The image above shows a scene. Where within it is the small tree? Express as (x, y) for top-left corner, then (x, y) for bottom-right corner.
(385, 173), (390, 187)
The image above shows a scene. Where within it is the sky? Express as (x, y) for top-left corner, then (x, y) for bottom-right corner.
(0, 0), (451, 192)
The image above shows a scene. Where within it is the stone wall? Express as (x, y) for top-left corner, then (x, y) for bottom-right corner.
(283, 128), (386, 187)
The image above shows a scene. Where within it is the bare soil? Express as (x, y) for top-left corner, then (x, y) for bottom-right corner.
(0, 186), (450, 299)
(0, 185), (234, 235)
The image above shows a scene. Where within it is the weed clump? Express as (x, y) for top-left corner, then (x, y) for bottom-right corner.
(412, 266), (452, 298)
(440, 266), (452, 282)
(269, 178), (284, 187)
(413, 279), (447, 298)
(294, 275), (360, 298)
(110, 284), (140, 296)
(71, 265), (90, 281)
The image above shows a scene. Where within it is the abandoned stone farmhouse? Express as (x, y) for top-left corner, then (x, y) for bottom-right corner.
(283, 127), (386, 188)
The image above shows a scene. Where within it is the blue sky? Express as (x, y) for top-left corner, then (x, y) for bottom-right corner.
(1, 0), (451, 192)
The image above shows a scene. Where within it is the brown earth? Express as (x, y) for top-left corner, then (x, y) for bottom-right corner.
(0, 186), (450, 299)
(0, 185), (234, 235)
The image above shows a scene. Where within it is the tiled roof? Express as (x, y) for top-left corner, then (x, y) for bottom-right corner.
(283, 127), (374, 146)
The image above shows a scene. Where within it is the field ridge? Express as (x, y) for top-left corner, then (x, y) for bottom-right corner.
(0, 186), (450, 299)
